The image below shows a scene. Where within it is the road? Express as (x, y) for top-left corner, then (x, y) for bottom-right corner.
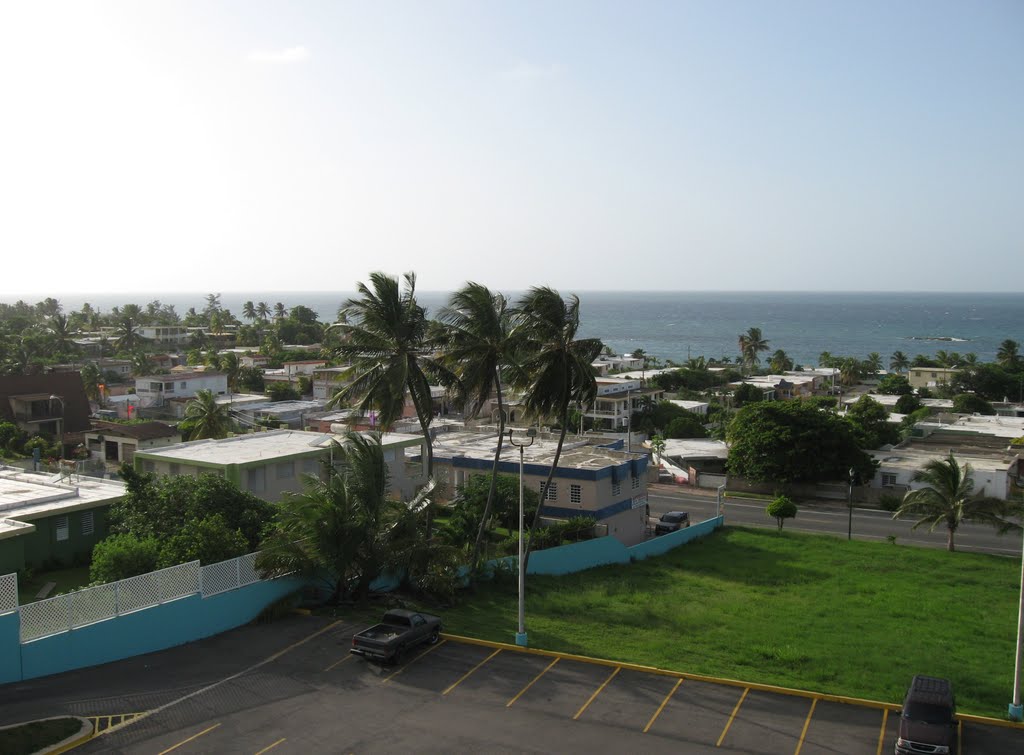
(646, 484), (1024, 558)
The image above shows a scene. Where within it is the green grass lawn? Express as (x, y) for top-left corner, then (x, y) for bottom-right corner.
(0, 717), (83, 754)
(442, 526), (1021, 718)
(17, 565), (91, 605)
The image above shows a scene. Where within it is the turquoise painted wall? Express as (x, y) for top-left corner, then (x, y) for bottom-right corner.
(627, 516), (723, 561)
(15, 576), (305, 682)
(0, 611), (20, 685)
(526, 537), (629, 576)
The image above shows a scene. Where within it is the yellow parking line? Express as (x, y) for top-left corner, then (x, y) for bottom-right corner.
(793, 698), (817, 755)
(443, 648), (502, 695)
(644, 677), (683, 733)
(875, 709), (889, 755)
(382, 639), (447, 683)
(254, 737), (286, 755)
(573, 667), (620, 721)
(157, 722), (221, 755)
(323, 655), (353, 672)
(507, 657), (559, 707)
(717, 687), (748, 747)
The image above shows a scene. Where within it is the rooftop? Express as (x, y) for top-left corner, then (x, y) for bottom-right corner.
(433, 430), (642, 470)
(869, 446), (1018, 473)
(660, 438), (729, 460)
(0, 466), (125, 535)
(137, 371), (225, 382)
(89, 420), (180, 441)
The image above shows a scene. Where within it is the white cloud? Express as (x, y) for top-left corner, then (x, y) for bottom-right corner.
(247, 46), (310, 64)
(500, 61), (564, 82)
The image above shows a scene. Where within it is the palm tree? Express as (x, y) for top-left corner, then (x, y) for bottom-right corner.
(47, 313), (76, 356)
(329, 272), (441, 478)
(256, 301), (271, 323)
(737, 327), (768, 374)
(256, 433), (438, 603)
(436, 282), (517, 567)
(864, 352), (883, 375)
(961, 352), (978, 366)
(80, 363), (102, 403)
(512, 287), (603, 568)
(893, 453), (1022, 551)
(274, 302), (288, 320)
(838, 357), (864, 387)
(129, 350), (152, 376)
(242, 301), (257, 323)
(769, 349), (793, 373)
(180, 389), (232, 440)
(889, 351), (910, 374)
(114, 313), (145, 352)
(997, 339), (1020, 368)
(221, 352), (240, 392)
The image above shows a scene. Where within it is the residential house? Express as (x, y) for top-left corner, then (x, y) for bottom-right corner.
(0, 466), (124, 574)
(869, 446), (1020, 500)
(667, 400), (709, 416)
(136, 326), (191, 345)
(431, 430), (649, 545)
(585, 377), (665, 432)
(312, 367), (350, 401)
(0, 373), (92, 454)
(84, 421), (182, 469)
(134, 372), (227, 408)
(228, 399), (328, 431)
(133, 429), (427, 502)
(908, 367), (960, 390)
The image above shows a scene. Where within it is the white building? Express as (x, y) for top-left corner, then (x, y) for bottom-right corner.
(137, 326), (191, 345)
(869, 447), (1020, 500)
(585, 377), (665, 431)
(134, 372), (228, 408)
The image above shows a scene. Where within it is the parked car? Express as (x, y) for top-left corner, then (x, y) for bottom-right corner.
(895, 675), (957, 755)
(654, 511), (691, 535)
(350, 609), (443, 664)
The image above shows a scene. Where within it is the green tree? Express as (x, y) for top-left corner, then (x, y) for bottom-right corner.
(238, 366), (265, 393)
(727, 401), (875, 485)
(512, 287), (603, 567)
(330, 272), (442, 478)
(733, 382), (766, 407)
(996, 339), (1020, 369)
(951, 393), (995, 415)
(157, 514), (249, 568)
(256, 301), (271, 323)
(737, 327), (768, 374)
(242, 301), (257, 323)
(436, 282), (518, 568)
(47, 313), (77, 356)
(864, 352), (883, 375)
(256, 434), (440, 602)
(221, 352), (241, 392)
(894, 393), (922, 415)
(80, 363), (102, 403)
(444, 474), (539, 550)
(89, 534), (161, 583)
(889, 351), (910, 373)
(845, 395), (900, 449)
(766, 495), (797, 531)
(769, 349), (793, 373)
(876, 374), (912, 396)
(892, 453), (1022, 551)
(664, 412), (708, 439)
(266, 381), (301, 402)
(180, 389), (233, 440)
(114, 313), (146, 352)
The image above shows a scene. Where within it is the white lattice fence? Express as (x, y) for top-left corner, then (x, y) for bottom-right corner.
(200, 552), (265, 597)
(21, 594), (71, 641)
(69, 583), (117, 628)
(0, 572), (17, 614)
(117, 561), (200, 614)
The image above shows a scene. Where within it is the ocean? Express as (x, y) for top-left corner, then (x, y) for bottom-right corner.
(8, 290), (1022, 368)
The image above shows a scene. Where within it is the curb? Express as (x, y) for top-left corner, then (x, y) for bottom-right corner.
(0, 716), (94, 755)
(440, 633), (1024, 728)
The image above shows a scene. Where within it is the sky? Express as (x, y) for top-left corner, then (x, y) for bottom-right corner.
(1, 1), (1022, 296)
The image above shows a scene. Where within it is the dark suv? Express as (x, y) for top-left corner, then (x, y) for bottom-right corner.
(654, 511), (690, 535)
(895, 675), (957, 755)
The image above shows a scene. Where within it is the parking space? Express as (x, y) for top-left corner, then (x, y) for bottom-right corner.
(8, 616), (1024, 754)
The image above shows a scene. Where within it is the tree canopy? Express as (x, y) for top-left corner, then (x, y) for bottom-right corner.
(726, 400), (875, 484)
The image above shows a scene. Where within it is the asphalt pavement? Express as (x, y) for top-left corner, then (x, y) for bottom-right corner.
(646, 484), (1024, 557)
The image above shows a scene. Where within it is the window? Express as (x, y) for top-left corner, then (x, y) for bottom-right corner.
(81, 511), (94, 536)
(302, 458), (319, 475)
(248, 467), (265, 492)
(882, 473), (897, 486)
(164, 382), (174, 390)
(55, 516), (69, 542)
(142, 461), (155, 473)
(632, 474), (641, 490)
(276, 461), (294, 480)
(930, 372), (937, 378)
(570, 484), (581, 504)
(169, 463), (180, 476)
(180, 381), (187, 389)
(612, 481), (621, 497)
(540, 481), (557, 501)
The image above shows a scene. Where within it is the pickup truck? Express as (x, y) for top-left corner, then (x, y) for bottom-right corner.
(350, 609), (443, 663)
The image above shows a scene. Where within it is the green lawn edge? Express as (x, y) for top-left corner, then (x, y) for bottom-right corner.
(441, 526), (1022, 719)
(0, 717), (85, 754)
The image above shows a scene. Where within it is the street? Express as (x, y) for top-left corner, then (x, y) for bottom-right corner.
(646, 485), (1024, 558)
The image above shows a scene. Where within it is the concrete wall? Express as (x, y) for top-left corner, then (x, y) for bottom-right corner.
(7, 576), (305, 683)
(12, 505), (111, 571)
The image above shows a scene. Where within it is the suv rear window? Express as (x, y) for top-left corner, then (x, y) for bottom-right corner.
(903, 701), (952, 725)
(663, 513), (686, 522)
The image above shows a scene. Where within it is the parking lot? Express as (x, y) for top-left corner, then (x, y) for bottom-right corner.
(3, 614), (1023, 754)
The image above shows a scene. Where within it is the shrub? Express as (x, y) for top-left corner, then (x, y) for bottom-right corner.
(765, 495), (798, 531)
(878, 493), (902, 512)
(90, 534), (161, 583)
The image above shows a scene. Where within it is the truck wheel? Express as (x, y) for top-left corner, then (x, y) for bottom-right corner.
(428, 629), (439, 645)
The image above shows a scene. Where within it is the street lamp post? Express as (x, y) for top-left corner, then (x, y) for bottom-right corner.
(49, 395), (65, 460)
(1011, 523), (1024, 721)
(847, 467), (855, 541)
(508, 427), (536, 647)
